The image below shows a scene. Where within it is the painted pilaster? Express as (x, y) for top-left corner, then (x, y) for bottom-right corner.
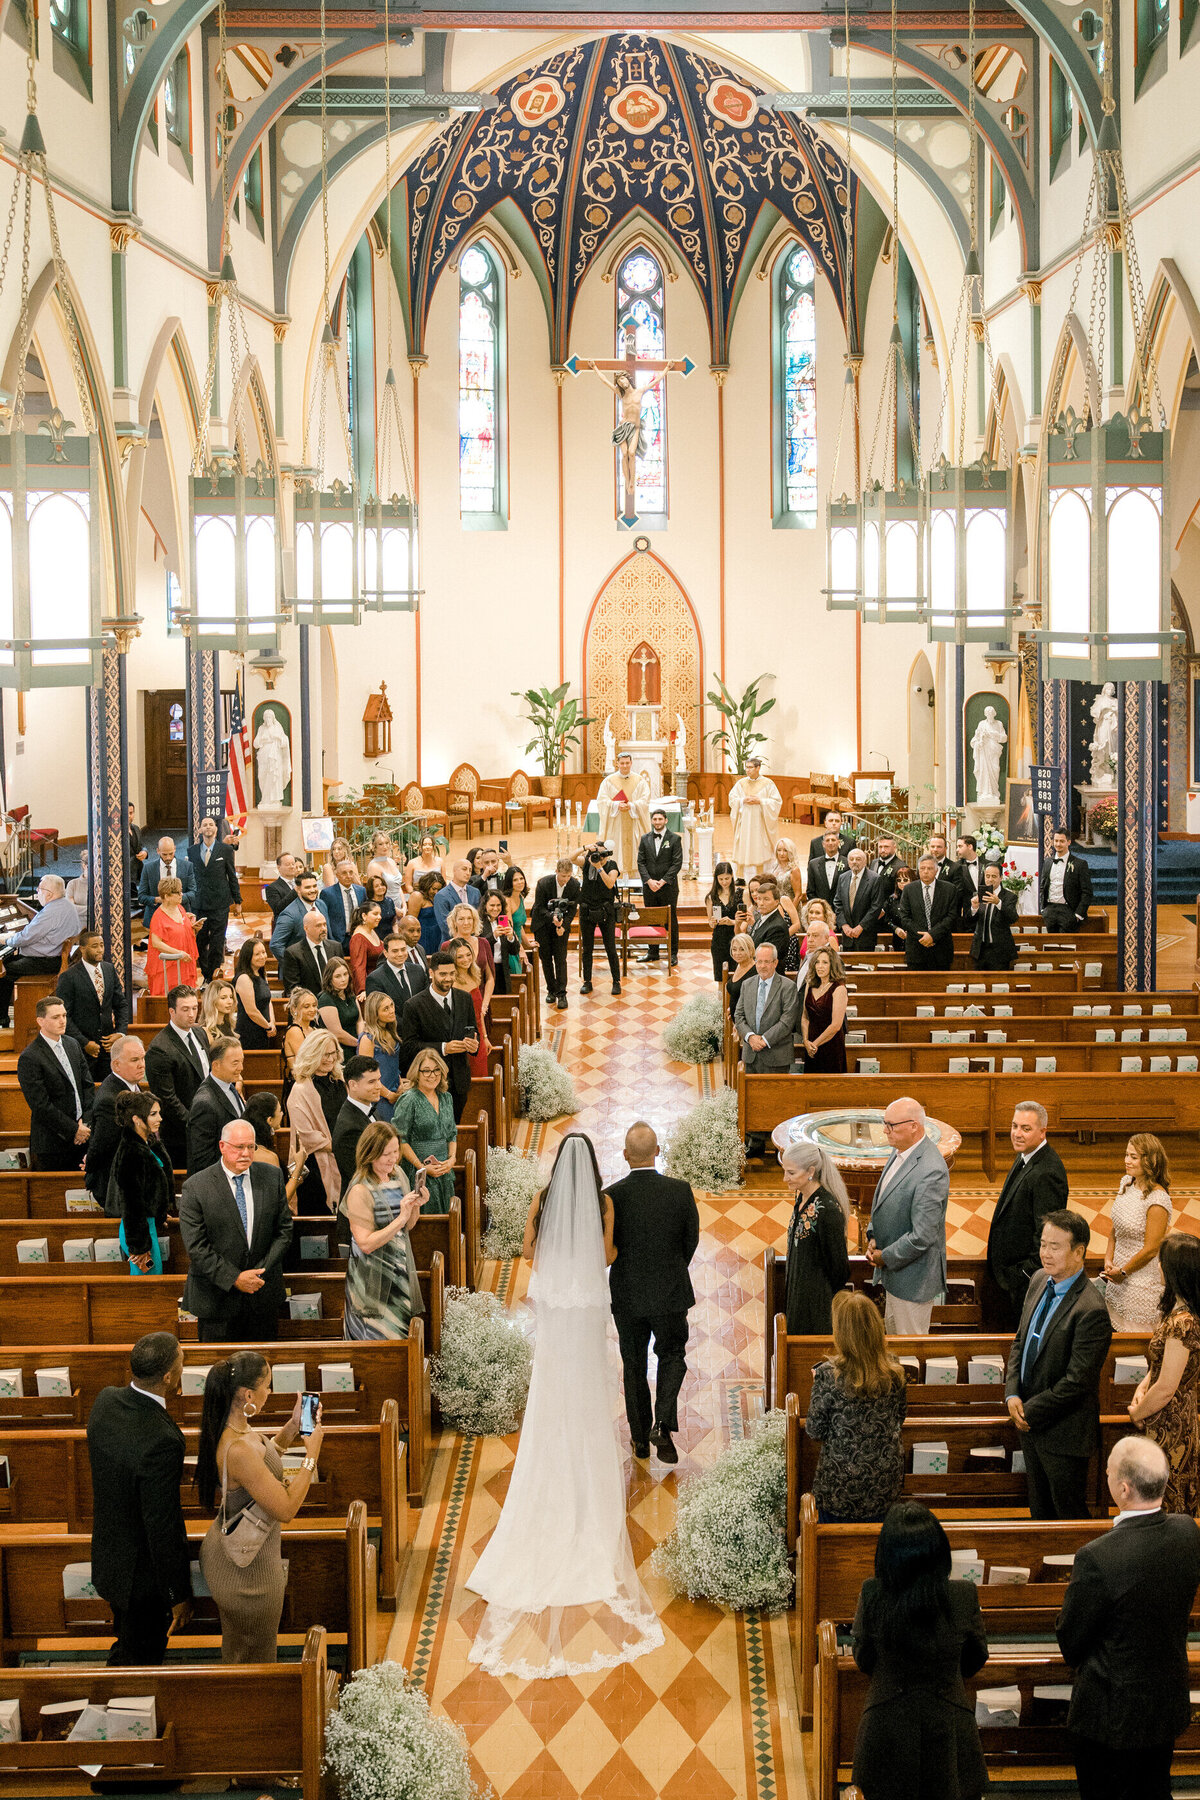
(1020, 278), (1042, 418)
(86, 645), (131, 999)
(1117, 679), (1158, 990)
(1039, 666), (1071, 865)
(273, 323), (287, 442)
(299, 625), (313, 813)
(184, 644), (221, 838)
(109, 223), (137, 395)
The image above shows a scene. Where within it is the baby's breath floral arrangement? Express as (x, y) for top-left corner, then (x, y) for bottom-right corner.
(517, 1043), (578, 1121)
(663, 1088), (745, 1193)
(662, 991), (725, 1064)
(431, 1287), (533, 1437)
(482, 1148), (544, 1260)
(653, 1410), (790, 1612)
(324, 1661), (485, 1800)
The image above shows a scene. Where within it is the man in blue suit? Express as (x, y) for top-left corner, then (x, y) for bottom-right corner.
(137, 837), (197, 925)
(433, 858), (481, 940)
(317, 859), (366, 952)
(866, 1095), (950, 1334)
(268, 870), (323, 964)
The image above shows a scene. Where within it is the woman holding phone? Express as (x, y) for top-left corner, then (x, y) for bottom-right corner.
(342, 1121), (427, 1340)
(391, 1048), (457, 1214)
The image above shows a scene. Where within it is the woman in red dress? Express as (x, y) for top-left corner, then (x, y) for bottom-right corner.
(447, 935), (491, 1077)
(348, 901), (385, 995)
(145, 876), (199, 996)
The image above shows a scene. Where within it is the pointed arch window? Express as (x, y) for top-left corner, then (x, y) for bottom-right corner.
(616, 248), (668, 526)
(773, 244), (818, 528)
(459, 242), (506, 529)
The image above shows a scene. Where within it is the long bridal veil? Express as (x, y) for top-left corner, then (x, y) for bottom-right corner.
(466, 1133), (664, 1679)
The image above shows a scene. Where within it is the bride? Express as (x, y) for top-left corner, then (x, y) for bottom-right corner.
(467, 1132), (664, 1679)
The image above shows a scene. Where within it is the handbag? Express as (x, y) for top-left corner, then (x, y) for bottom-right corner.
(217, 1440), (274, 1568)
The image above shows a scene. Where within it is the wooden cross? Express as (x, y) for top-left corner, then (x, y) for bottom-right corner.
(630, 643), (656, 705)
(565, 323), (695, 527)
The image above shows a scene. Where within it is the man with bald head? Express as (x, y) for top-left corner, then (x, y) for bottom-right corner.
(607, 1122), (700, 1465)
(0, 873), (83, 1028)
(179, 1117), (291, 1341)
(865, 1097), (949, 1334)
(137, 836), (196, 925)
(86, 1034), (147, 1210)
(434, 859), (481, 939)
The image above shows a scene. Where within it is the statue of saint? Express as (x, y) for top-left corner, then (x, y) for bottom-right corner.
(675, 712), (687, 770)
(729, 755), (782, 877)
(1089, 682), (1119, 788)
(596, 751), (652, 874)
(602, 713), (616, 773)
(254, 708), (292, 809)
(970, 705), (1007, 806)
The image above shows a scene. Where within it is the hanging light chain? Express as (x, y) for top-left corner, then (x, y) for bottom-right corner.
(826, 0), (860, 500)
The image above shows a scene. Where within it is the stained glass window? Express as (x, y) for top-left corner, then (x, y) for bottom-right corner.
(776, 246), (818, 527)
(616, 248), (667, 521)
(459, 243), (503, 520)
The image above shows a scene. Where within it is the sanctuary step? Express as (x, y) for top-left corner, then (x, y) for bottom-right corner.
(1083, 839), (1200, 902)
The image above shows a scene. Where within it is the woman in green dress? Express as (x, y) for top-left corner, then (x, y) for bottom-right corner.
(392, 1048), (458, 1214)
(343, 1122), (426, 1341)
(317, 955), (362, 1051)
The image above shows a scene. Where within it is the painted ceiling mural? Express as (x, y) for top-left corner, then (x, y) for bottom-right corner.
(394, 34), (857, 366)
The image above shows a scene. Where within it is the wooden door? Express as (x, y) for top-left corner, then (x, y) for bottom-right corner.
(142, 690), (189, 828)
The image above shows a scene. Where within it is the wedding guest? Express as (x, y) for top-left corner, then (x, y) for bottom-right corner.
(850, 1502), (989, 1800)
(137, 837), (196, 925)
(896, 854), (958, 971)
(365, 832), (406, 910)
(286, 1030), (344, 1214)
(343, 1122), (426, 1340)
(501, 866), (534, 955)
(392, 1048), (457, 1213)
(479, 889), (521, 992)
(706, 862), (743, 981)
(970, 862), (1019, 968)
(441, 901), (495, 1009)
(331, 1057), (383, 1199)
(747, 877), (791, 964)
(244, 1091), (308, 1212)
(404, 832), (444, 891)
(367, 931), (426, 1012)
(1103, 1134), (1172, 1331)
(280, 909), (330, 1000)
(282, 987), (318, 1094)
(317, 956), (362, 1050)
(794, 916), (836, 986)
(448, 936), (491, 1077)
(318, 859), (366, 953)
(799, 896), (839, 949)
(348, 901), (385, 995)
(318, 836), (354, 890)
(800, 945), (848, 1074)
(358, 990), (402, 1117)
(110, 1090), (174, 1274)
(57, 928), (129, 1080)
(232, 937), (276, 1051)
(127, 802), (148, 897)
(866, 1098), (949, 1335)
(185, 1036), (247, 1178)
(145, 878), (199, 996)
(725, 931), (756, 1019)
(410, 870), (447, 956)
(269, 871), (324, 967)
(433, 859), (482, 938)
(834, 848), (884, 952)
(734, 874), (761, 935)
(263, 851), (302, 918)
(1126, 1231), (1200, 1513)
(780, 1139), (852, 1333)
(734, 943), (798, 1080)
(985, 1101), (1071, 1325)
(805, 1292), (907, 1523)
(197, 1353), (325, 1662)
(766, 836), (802, 904)
(1039, 826), (1093, 929)
(18, 996), (94, 1170)
(178, 1121), (292, 1341)
(188, 815), (242, 982)
(883, 865), (914, 953)
(86, 1033), (146, 1207)
(145, 988), (209, 1171)
(199, 979), (238, 1046)
(398, 952), (477, 1121)
(362, 872), (397, 939)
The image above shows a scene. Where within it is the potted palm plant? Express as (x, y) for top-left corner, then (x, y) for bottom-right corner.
(513, 682), (594, 798)
(704, 673), (775, 772)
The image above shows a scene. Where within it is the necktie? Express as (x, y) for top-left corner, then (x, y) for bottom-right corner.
(849, 874), (859, 910)
(184, 1032), (203, 1074)
(924, 884), (933, 924)
(315, 945), (326, 979)
(90, 964), (104, 1003)
(53, 1041), (82, 1119)
(202, 843), (211, 866)
(228, 1084), (244, 1118)
(164, 862), (174, 880)
(343, 887), (353, 930)
(756, 978), (771, 1033)
(233, 1173), (249, 1238)
(1021, 1281), (1059, 1382)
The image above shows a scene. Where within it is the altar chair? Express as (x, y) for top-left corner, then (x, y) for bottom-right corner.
(619, 905), (674, 977)
(445, 764), (506, 839)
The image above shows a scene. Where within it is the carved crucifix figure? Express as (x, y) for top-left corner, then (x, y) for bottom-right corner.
(567, 324), (695, 527)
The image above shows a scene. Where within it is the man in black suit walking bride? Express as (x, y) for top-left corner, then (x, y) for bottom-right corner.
(607, 1121), (700, 1465)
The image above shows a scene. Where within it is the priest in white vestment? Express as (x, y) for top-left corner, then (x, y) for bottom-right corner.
(729, 755), (782, 877)
(596, 753), (652, 873)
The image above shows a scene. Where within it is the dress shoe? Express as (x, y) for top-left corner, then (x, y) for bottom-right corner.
(611, 980), (622, 995)
(580, 980), (593, 994)
(632, 1440), (651, 1460)
(651, 1428), (678, 1464)
(555, 994), (568, 1010)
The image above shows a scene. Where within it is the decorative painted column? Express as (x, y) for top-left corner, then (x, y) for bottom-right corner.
(1019, 277), (1042, 417)
(1038, 670), (1071, 862)
(184, 643), (221, 838)
(1116, 679), (1158, 990)
(299, 625), (312, 813)
(86, 644), (132, 999)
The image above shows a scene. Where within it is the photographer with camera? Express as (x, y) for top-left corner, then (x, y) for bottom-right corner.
(574, 841), (622, 997)
(532, 858), (582, 1012)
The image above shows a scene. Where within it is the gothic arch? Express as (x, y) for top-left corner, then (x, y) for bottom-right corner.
(580, 551), (704, 774)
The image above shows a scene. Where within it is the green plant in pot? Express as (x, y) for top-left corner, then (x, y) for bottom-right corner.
(513, 682), (594, 798)
(704, 673), (775, 773)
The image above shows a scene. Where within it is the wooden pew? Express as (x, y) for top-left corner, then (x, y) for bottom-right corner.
(0, 1504), (377, 1674)
(0, 1624), (333, 1800)
(846, 987), (1200, 1020)
(468, 1064), (507, 1150)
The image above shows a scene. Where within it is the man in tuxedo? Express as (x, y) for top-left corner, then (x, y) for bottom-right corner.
(807, 808), (857, 859)
(986, 1101), (1070, 1323)
(17, 995), (95, 1170)
(86, 1332), (192, 1665)
(367, 931), (427, 1010)
(896, 854), (958, 970)
(475, 848), (508, 896)
(400, 951), (479, 1121)
(280, 909), (331, 998)
(85, 1034), (147, 1210)
(868, 833), (901, 898)
(144, 986), (210, 1172)
(0, 873), (81, 1028)
(925, 832), (958, 885)
(1005, 1208), (1112, 1518)
(750, 879), (791, 963)
(137, 836), (197, 925)
(318, 859), (366, 953)
(971, 863), (1019, 969)
(433, 860), (481, 939)
(806, 828), (849, 906)
(185, 1036), (246, 1177)
(636, 807), (682, 965)
(1039, 827), (1093, 929)
(187, 815), (242, 981)
(1058, 1435), (1200, 1800)
(269, 871), (324, 964)
(56, 928), (129, 1079)
(835, 848), (884, 952)
(263, 851), (303, 918)
(531, 858), (581, 1009)
(952, 835), (984, 928)
(332, 1056), (383, 1194)
(866, 1096), (950, 1334)
(608, 1121), (700, 1464)
(179, 1119), (292, 1341)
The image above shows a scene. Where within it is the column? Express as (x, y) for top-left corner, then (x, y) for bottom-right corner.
(299, 625), (312, 813)
(86, 645), (132, 999)
(1019, 278), (1042, 418)
(1039, 670), (1071, 865)
(184, 643), (221, 839)
(1116, 679), (1158, 990)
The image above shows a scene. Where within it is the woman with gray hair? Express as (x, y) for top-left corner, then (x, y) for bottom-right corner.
(781, 1138), (852, 1334)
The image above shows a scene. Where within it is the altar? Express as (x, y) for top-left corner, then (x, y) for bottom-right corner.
(620, 702), (666, 799)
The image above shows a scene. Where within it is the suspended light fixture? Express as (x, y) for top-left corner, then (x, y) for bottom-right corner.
(0, 14), (105, 688)
(289, 0), (362, 627)
(183, 0), (285, 654)
(822, 0), (863, 614)
(362, 0), (420, 614)
(1037, 0), (1176, 681)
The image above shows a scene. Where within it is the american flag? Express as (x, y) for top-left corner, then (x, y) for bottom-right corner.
(225, 678), (251, 832)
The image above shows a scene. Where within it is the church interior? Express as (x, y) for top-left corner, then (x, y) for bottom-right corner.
(0, 0), (1197, 1792)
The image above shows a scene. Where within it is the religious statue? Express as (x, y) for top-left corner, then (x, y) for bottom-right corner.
(569, 323), (694, 526)
(970, 705), (1007, 807)
(729, 755), (782, 878)
(674, 712), (687, 770)
(254, 707), (292, 809)
(1089, 682), (1119, 788)
(603, 713), (616, 773)
(596, 751), (652, 874)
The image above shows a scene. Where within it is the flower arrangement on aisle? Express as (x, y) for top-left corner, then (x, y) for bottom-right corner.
(663, 1088), (744, 1193)
(431, 1287), (533, 1438)
(662, 991), (724, 1064)
(483, 1147), (544, 1260)
(324, 1660), (484, 1800)
(1090, 796), (1120, 841)
(1000, 858), (1034, 898)
(653, 1410), (790, 1612)
(517, 1042), (578, 1121)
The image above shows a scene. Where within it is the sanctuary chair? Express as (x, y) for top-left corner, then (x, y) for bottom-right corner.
(619, 905), (674, 977)
(401, 781), (449, 838)
(505, 768), (553, 831)
(445, 763), (506, 838)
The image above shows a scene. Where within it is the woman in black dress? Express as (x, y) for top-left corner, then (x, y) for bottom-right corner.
(109, 1089), (174, 1273)
(780, 1138), (851, 1333)
(800, 946), (848, 1073)
(850, 1502), (989, 1800)
(233, 937), (277, 1051)
(725, 932), (757, 1019)
(804, 1291), (907, 1523)
(705, 862), (743, 981)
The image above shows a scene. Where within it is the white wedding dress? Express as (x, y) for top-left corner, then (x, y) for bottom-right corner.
(467, 1136), (664, 1679)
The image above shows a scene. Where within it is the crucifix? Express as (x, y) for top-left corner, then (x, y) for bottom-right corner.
(565, 323), (695, 527)
(631, 644), (655, 704)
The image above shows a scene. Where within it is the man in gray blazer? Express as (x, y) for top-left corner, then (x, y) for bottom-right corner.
(866, 1095), (949, 1333)
(734, 944), (798, 1156)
